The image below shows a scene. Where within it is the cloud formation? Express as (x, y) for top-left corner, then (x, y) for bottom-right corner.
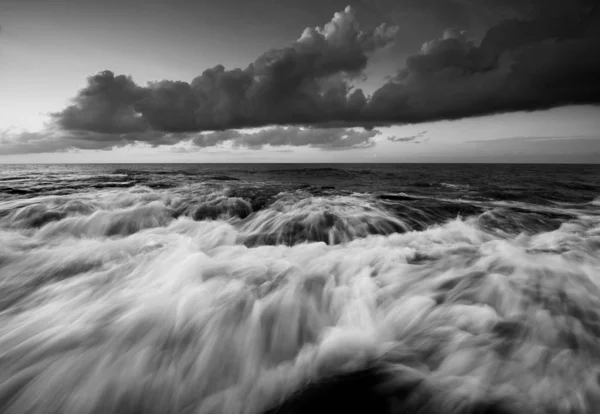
(366, 2), (600, 124)
(6, 2), (600, 154)
(388, 130), (427, 143)
(53, 7), (397, 134)
(0, 128), (188, 155)
(200, 127), (380, 150)
(56, 72), (147, 134)
(55, 2), (599, 136)
(1, 127), (379, 154)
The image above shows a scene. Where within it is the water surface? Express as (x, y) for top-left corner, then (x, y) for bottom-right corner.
(1, 163), (600, 413)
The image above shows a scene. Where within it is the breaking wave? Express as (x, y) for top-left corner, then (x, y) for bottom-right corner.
(0, 165), (600, 413)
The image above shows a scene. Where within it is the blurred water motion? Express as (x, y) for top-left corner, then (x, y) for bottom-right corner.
(1, 163), (600, 413)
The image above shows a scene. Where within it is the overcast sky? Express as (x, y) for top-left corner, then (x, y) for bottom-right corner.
(1, 0), (599, 163)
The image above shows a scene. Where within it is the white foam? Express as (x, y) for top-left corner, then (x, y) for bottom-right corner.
(0, 189), (599, 412)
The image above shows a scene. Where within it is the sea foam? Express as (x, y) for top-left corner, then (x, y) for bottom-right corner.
(0, 184), (599, 413)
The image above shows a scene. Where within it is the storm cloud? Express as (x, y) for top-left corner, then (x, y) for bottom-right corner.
(53, 7), (397, 135)
(18, 1), (600, 152)
(365, 1), (600, 124)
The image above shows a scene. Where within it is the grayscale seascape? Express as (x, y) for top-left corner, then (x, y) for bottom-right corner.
(1, 0), (600, 412)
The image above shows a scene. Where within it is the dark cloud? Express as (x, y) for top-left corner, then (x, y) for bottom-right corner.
(387, 130), (427, 142)
(53, 7), (397, 134)
(20, 1), (600, 153)
(55, 71), (148, 133)
(381, 0), (595, 31)
(364, 1), (600, 124)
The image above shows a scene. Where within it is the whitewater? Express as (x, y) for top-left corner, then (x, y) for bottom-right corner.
(1, 164), (599, 413)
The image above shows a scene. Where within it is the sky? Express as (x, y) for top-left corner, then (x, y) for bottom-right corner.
(0, 0), (599, 163)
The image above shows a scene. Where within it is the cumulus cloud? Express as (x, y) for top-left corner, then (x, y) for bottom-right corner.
(56, 72), (147, 134)
(6, 2), (600, 154)
(56, 3), (599, 134)
(52, 7), (397, 135)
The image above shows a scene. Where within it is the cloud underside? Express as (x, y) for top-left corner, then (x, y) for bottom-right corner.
(0, 127), (381, 155)
(387, 130), (427, 143)
(6, 1), (600, 153)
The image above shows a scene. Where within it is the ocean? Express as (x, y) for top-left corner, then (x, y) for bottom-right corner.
(1, 163), (600, 413)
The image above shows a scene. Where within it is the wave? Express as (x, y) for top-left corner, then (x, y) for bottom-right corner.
(35, 201), (173, 238)
(1, 183), (600, 413)
(240, 194), (409, 246)
(475, 207), (577, 236)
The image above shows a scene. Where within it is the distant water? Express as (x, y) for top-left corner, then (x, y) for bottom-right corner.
(1, 163), (600, 413)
